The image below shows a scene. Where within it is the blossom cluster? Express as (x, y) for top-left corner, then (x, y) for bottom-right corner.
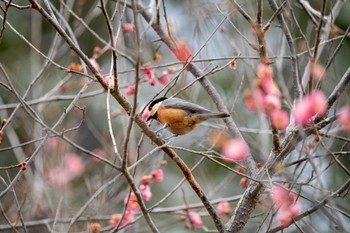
(207, 130), (250, 163)
(294, 90), (328, 126)
(271, 185), (302, 227)
(110, 167), (165, 229)
(244, 62), (289, 130)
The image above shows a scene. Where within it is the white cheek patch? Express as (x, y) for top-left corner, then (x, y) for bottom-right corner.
(150, 102), (162, 117)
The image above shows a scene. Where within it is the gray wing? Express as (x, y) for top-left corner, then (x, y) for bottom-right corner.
(162, 98), (213, 114)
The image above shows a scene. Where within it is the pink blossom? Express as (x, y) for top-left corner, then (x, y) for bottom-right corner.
(158, 71), (170, 86)
(139, 185), (152, 202)
(338, 106), (350, 133)
(221, 139), (250, 162)
(141, 62), (155, 86)
(271, 185), (297, 209)
(93, 46), (101, 55)
(276, 202), (302, 227)
(122, 23), (135, 32)
(172, 41), (192, 63)
(217, 201), (231, 216)
(140, 175), (153, 185)
(270, 109), (289, 130)
(256, 63), (273, 80)
(149, 78), (156, 86)
(309, 90), (328, 117)
(294, 90), (328, 126)
(151, 168), (164, 182)
(264, 94), (281, 113)
(64, 153), (85, 177)
(244, 89), (265, 112)
(271, 185), (302, 227)
(104, 75), (115, 89)
(261, 78), (280, 96)
(167, 67), (176, 74)
(121, 210), (135, 226)
(142, 107), (150, 121)
(294, 97), (313, 126)
(125, 192), (140, 211)
(125, 84), (136, 96)
(188, 211), (202, 228)
(276, 208), (293, 227)
(110, 212), (135, 229)
(240, 177), (248, 188)
(110, 214), (121, 228)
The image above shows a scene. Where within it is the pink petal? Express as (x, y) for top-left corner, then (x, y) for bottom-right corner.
(189, 212), (202, 228)
(221, 139), (250, 162)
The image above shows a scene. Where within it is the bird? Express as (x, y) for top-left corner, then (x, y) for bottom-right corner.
(146, 97), (230, 135)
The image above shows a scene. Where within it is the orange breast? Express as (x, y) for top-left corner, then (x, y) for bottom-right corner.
(157, 106), (203, 135)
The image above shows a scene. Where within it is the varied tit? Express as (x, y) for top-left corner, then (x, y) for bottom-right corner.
(146, 97), (230, 135)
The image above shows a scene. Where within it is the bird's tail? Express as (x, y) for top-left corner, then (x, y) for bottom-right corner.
(197, 112), (230, 121)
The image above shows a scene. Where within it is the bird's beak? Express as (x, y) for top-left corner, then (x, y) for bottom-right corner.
(146, 115), (153, 122)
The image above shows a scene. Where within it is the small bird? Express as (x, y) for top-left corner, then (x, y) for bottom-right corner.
(147, 97), (230, 135)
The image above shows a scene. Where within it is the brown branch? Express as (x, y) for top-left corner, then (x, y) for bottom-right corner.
(0, 0), (12, 42)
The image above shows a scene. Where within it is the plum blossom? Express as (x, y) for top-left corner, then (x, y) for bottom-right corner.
(271, 185), (302, 227)
(294, 90), (328, 126)
(125, 84), (136, 96)
(142, 107), (150, 121)
(172, 41), (192, 63)
(125, 192), (140, 211)
(141, 62), (155, 86)
(221, 139), (250, 162)
(139, 185), (152, 202)
(122, 23), (135, 32)
(110, 214), (121, 228)
(264, 94), (281, 113)
(140, 175), (153, 185)
(260, 78), (280, 96)
(158, 71), (170, 86)
(243, 89), (265, 112)
(151, 168), (164, 182)
(270, 109), (289, 130)
(167, 67), (176, 74)
(276, 202), (302, 227)
(188, 211), (202, 228)
(217, 201), (231, 216)
(256, 63), (273, 80)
